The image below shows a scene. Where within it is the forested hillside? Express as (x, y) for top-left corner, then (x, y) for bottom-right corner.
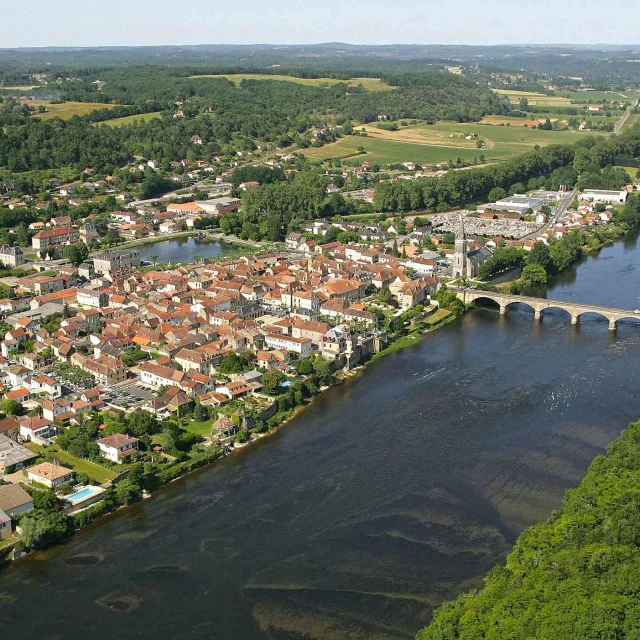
(60, 67), (509, 123)
(417, 419), (640, 640)
(0, 68), (508, 173)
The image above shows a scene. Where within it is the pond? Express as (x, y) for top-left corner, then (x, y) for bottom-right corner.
(136, 237), (237, 264)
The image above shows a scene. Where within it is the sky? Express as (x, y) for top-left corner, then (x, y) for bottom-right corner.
(3, 0), (640, 48)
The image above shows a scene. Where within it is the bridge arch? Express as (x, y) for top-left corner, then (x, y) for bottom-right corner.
(469, 294), (502, 308)
(468, 295), (511, 316)
(571, 310), (614, 324)
(612, 315), (640, 325)
(504, 300), (538, 315)
(455, 288), (640, 331)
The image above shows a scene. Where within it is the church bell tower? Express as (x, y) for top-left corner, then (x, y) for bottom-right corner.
(452, 214), (467, 278)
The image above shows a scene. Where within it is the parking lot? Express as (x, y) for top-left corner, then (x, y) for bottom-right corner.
(106, 380), (157, 405)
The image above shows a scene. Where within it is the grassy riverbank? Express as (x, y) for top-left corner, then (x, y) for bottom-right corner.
(370, 307), (455, 361)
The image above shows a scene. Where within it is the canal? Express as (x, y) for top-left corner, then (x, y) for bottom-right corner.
(2, 233), (640, 640)
(136, 237), (235, 264)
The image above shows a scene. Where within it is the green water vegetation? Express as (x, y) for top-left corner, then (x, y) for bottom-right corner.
(417, 417), (640, 640)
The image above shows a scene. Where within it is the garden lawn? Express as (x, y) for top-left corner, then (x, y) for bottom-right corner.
(425, 308), (453, 325)
(185, 419), (214, 437)
(26, 443), (117, 484)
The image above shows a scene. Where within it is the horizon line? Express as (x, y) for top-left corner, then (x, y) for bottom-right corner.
(2, 42), (640, 52)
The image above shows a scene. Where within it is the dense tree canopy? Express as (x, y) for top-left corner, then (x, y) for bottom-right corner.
(417, 419), (640, 640)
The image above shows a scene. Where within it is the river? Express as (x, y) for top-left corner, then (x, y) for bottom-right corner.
(3, 233), (640, 640)
(136, 237), (235, 264)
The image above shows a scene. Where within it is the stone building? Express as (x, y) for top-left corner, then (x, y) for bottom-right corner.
(452, 215), (492, 279)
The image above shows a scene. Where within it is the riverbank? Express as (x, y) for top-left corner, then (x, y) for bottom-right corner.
(417, 416), (640, 639)
(0, 302), (459, 568)
(4, 227), (640, 640)
(3, 222), (626, 565)
(487, 221), (636, 294)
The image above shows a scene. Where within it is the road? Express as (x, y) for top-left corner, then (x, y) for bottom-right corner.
(614, 99), (639, 134)
(519, 188), (577, 241)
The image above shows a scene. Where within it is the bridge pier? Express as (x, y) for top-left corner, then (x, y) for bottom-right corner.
(457, 289), (635, 331)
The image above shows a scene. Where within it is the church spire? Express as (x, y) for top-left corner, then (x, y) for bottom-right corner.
(457, 213), (465, 241)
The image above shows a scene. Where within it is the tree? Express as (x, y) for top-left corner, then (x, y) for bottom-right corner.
(63, 242), (89, 267)
(262, 371), (285, 395)
(294, 359), (315, 375)
(417, 418), (640, 640)
(521, 263), (548, 285)
(488, 187), (507, 202)
(150, 254), (158, 266)
(519, 97), (529, 111)
(434, 288), (466, 317)
(313, 357), (334, 386)
(126, 409), (160, 437)
(2, 398), (23, 416)
(337, 231), (360, 244)
(19, 512), (74, 551)
(376, 286), (396, 306)
(163, 420), (182, 451)
(218, 352), (248, 375)
(193, 401), (206, 422)
(528, 241), (551, 269)
(32, 490), (60, 511)
(115, 480), (142, 505)
(103, 229), (122, 246)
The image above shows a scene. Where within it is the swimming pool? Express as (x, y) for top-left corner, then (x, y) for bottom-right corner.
(65, 486), (102, 503)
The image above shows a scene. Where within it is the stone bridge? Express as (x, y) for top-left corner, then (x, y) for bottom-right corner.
(454, 288), (640, 330)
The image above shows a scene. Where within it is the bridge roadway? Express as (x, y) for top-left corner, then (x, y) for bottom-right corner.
(454, 288), (640, 330)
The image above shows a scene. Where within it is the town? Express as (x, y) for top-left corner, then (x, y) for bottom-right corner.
(0, 152), (636, 555)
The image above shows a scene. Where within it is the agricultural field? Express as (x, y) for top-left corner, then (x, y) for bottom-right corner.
(621, 113), (640, 132)
(304, 120), (611, 166)
(0, 85), (38, 91)
(559, 89), (639, 103)
(493, 89), (573, 107)
(27, 100), (118, 120)
(480, 113), (618, 127)
(97, 112), (162, 127)
(189, 73), (395, 91)
(302, 135), (499, 165)
(362, 120), (607, 150)
(620, 166), (639, 180)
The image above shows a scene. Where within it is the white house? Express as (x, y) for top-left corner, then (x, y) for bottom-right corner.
(402, 256), (436, 275)
(97, 433), (139, 464)
(18, 417), (55, 443)
(265, 334), (313, 358)
(30, 374), (62, 399)
(5, 365), (31, 388)
(0, 483), (34, 517)
(27, 462), (74, 488)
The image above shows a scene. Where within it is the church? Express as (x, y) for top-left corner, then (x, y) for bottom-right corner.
(452, 214), (492, 279)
